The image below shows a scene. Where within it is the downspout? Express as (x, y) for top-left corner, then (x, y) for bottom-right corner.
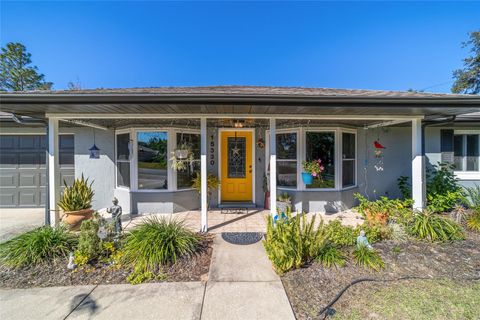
(10, 114), (51, 226)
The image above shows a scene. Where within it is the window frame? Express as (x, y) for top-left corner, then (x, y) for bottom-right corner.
(175, 130), (201, 191)
(453, 130), (480, 180)
(341, 131), (357, 188)
(115, 129), (132, 190)
(115, 127), (201, 192)
(266, 127), (357, 192)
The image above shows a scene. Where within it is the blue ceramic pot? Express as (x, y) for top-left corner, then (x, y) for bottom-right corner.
(301, 172), (313, 185)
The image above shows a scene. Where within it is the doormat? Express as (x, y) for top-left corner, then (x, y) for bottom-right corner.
(221, 232), (264, 245)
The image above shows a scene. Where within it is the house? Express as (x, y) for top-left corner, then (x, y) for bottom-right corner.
(0, 86), (479, 232)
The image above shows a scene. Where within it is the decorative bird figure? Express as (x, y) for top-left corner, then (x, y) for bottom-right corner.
(373, 140), (386, 149)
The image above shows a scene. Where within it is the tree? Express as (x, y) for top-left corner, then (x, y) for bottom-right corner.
(0, 42), (53, 91)
(451, 31), (480, 94)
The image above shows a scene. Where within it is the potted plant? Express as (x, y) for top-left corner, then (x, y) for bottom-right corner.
(301, 159), (325, 185)
(170, 143), (194, 171)
(192, 173), (220, 209)
(277, 192), (291, 214)
(58, 174), (95, 229)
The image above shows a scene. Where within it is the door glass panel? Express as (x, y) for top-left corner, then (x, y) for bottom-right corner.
(227, 136), (246, 178)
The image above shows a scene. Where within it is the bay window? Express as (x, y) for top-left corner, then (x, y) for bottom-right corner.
(116, 132), (131, 188)
(276, 132), (297, 188)
(137, 131), (168, 190)
(306, 131), (335, 189)
(342, 132), (356, 187)
(176, 132), (201, 189)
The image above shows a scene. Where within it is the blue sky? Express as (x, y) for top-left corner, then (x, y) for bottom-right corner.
(1, 1), (478, 92)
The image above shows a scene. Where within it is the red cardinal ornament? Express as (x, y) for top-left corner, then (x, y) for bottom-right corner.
(374, 141), (386, 149)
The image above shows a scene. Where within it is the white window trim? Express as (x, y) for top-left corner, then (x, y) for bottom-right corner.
(115, 127), (201, 192)
(115, 129), (132, 190)
(341, 130), (358, 188)
(266, 127), (358, 192)
(266, 128), (300, 190)
(453, 130), (480, 179)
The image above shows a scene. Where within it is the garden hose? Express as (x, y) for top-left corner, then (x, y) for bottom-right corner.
(318, 275), (480, 319)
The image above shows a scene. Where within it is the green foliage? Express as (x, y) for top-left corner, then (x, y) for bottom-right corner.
(427, 190), (465, 214)
(263, 208), (328, 274)
(58, 174), (94, 212)
(277, 192), (291, 202)
(426, 163), (464, 213)
(388, 222), (408, 243)
(452, 31), (480, 94)
(361, 223), (391, 243)
(0, 226), (77, 268)
(466, 210), (480, 233)
(324, 219), (356, 246)
(315, 243), (345, 268)
(353, 245), (385, 271)
(463, 184), (480, 209)
(301, 159), (324, 177)
(121, 217), (199, 276)
(397, 176), (411, 199)
(410, 212), (465, 242)
(191, 173), (220, 196)
(0, 42), (53, 91)
(126, 269), (166, 285)
(354, 193), (413, 225)
(74, 218), (102, 265)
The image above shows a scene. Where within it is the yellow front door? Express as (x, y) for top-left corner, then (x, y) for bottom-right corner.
(220, 130), (253, 202)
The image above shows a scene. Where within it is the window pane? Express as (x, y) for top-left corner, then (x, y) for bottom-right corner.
(342, 160), (355, 187)
(306, 132), (335, 189)
(342, 133), (355, 159)
(277, 161), (297, 187)
(276, 133), (297, 160)
(227, 137), (246, 178)
(117, 133), (130, 160)
(137, 132), (168, 190)
(176, 133), (200, 189)
(117, 162), (130, 188)
(466, 134), (479, 171)
(453, 135), (464, 171)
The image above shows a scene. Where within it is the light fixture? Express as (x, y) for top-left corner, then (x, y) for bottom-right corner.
(89, 130), (100, 159)
(234, 120), (244, 128)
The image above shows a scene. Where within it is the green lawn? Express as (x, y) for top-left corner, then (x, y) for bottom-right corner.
(333, 279), (480, 320)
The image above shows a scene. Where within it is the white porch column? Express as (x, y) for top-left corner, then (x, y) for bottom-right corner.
(412, 118), (426, 211)
(269, 118), (277, 215)
(48, 117), (60, 225)
(200, 117), (208, 232)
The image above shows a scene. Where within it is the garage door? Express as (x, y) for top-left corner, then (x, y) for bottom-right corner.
(0, 135), (75, 208)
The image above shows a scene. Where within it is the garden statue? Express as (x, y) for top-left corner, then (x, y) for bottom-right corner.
(356, 230), (373, 250)
(67, 252), (76, 270)
(107, 197), (122, 236)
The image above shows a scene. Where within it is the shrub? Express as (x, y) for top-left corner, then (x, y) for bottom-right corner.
(463, 185), (480, 209)
(324, 219), (356, 246)
(74, 218), (102, 265)
(263, 209), (328, 274)
(397, 176), (411, 199)
(360, 223), (391, 243)
(315, 242), (345, 268)
(427, 190), (465, 214)
(58, 174), (94, 211)
(121, 217), (199, 276)
(353, 245), (385, 271)
(410, 212), (465, 242)
(0, 226), (77, 268)
(354, 194), (413, 226)
(466, 210), (480, 233)
(388, 222), (408, 243)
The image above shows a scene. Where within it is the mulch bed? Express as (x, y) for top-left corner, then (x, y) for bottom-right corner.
(0, 235), (213, 289)
(281, 232), (480, 320)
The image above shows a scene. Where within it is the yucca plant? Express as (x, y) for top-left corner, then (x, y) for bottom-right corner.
(463, 185), (480, 209)
(0, 226), (77, 268)
(466, 210), (480, 233)
(263, 208), (328, 274)
(120, 217), (199, 274)
(410, 211), (465, 242)
(58, 174), (94, 211)
(353, 244), (385, 271)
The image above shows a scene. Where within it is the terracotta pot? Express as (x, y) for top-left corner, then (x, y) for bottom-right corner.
(63, 208), (94, 229)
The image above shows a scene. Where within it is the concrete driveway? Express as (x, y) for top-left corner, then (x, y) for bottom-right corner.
(0, 208), (44, 242)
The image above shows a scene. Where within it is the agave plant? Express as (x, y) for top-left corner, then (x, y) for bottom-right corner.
(58, 174), (94, 212)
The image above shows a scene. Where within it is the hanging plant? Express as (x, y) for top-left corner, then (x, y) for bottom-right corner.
(301, 159), (325, 185)
(175, 142), (191, 159)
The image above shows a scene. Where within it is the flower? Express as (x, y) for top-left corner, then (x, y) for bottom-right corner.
(312, 172), (317, 177)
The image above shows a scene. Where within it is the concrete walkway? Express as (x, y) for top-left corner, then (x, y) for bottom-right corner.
(0, 208), (44, 242)
(0, 235), (295, 320)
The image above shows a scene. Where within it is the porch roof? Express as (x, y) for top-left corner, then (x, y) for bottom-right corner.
(1, 86), (478, 119)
